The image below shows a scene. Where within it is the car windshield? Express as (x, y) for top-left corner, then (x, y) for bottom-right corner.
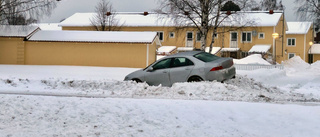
(194, 52), (220, 62)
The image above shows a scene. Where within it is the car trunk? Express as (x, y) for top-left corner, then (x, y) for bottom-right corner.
(204, 58), (234, 72)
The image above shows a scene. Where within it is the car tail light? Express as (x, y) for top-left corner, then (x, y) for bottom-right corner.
(210, 66), (223, 71)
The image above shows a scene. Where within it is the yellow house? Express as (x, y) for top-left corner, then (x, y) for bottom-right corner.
(0, 25), (40, 64)
(285, 22), (314, 63)
(0, 26), (160, 68)
(60, 11), (294, 63)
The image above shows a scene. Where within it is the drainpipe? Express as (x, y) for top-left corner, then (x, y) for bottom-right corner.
(273, 26), (276, 63)
(282, 11), (285, 57)
(304, 34), (306, 61)
(146, 44), (149, 67)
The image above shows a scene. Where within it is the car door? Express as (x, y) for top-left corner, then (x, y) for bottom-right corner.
(169, 57), (195, 84)
(145, 58), (172, 86)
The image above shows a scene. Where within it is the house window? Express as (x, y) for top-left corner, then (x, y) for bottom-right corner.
(157, 32), (164, 41)
(288, 53), (295, 59)
(196, 32), (201, 41)
(287, 38), (296, 46)
(169, 32), (175, 38)
(242, 32), (252, 42)
(258, 33), (265, 39)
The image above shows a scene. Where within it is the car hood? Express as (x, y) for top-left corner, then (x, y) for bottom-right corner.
(124, 69), (145, 81)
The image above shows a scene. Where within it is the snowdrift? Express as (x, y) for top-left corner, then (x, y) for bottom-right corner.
(233, 54), (271, 65)
(282, 56), (320, 75)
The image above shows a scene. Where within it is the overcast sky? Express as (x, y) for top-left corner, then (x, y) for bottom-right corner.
(40, 0), (301, 23)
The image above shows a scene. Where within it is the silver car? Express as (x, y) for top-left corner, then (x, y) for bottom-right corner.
(124, 51), (236, 86)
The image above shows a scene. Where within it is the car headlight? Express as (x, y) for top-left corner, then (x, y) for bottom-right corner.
(124, 76), (129, 81)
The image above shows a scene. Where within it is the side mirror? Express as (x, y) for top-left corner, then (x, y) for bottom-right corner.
(146, 67), (154, 72)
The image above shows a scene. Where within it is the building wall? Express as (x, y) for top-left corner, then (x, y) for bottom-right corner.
(63, 26), (275, 50)
(284, 27), (313, 62)
(0, 37), (25, 64)
(314, 54), (320, 62)
(24, 41), (156, 68)
(64, 14), (311, 64)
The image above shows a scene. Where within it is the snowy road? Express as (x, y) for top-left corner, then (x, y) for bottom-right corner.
(1, 94), (320, 137)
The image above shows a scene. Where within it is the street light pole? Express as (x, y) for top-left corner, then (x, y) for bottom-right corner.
(272, 33), (279, 64)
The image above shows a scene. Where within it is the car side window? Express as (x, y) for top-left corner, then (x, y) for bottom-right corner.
(152, 58), (172, 70)
(172, 58), (194, 68)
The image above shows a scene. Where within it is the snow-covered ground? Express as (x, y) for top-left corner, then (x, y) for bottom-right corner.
(0, 55), (320, 136)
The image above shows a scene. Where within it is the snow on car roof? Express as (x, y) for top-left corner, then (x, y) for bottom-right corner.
(59, 11), (283, 27)
(28, 30), (157, 43)
(0, 25), (40, 37)
(286, 22), (312, 34)
(248, 45), (271, 53)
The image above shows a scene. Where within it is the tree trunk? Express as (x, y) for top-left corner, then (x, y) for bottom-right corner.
(200, 0), (209, 51)
(209, 0), (222, 54)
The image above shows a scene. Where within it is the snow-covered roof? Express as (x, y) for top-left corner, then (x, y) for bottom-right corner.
(205, 47), (221, 54)
(157, 46), (176, 54)
(60, 12), (175, 27)
(28, 30), (157, 43)
(248, 45), (271, 53)
(220, 11), (283, 27)
(59, 11), (283, 27)
(309, 44), (320, 54)
(32, 23), (62, 30)
(0, 25), (40, 37)
(286, 22), (312, 34)
(177, 47), (194, 52)
(221, 48), (240, 52)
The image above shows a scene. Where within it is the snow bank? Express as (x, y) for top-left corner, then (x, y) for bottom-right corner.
(238, 56), (320, 97)
(310, 61), (320, 73)
(282, 56), (310, 73)
(282, 56), (320, 75)
(0, 76), (310, 102)
(234, 54), (271, 65)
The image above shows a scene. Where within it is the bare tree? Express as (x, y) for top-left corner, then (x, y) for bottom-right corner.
(156, 0), (255, 52)
(0, 0), (57, 25)
(90, 0), (122, 31)
(295, 0), (320, 30)
(250, 0), (283, 11)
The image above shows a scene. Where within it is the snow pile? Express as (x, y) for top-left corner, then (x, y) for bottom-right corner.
(282, 56), (310, 74)
(0, 65), (318, 102)
(282, 56), (320, 75)
(310, 61), (320, 74)
(234, 54), (271, 65)
(239, 56), (320, 97)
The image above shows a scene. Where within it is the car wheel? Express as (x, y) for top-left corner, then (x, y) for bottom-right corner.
(188, 76), (203, 82)
(132, 79), (142, 83)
